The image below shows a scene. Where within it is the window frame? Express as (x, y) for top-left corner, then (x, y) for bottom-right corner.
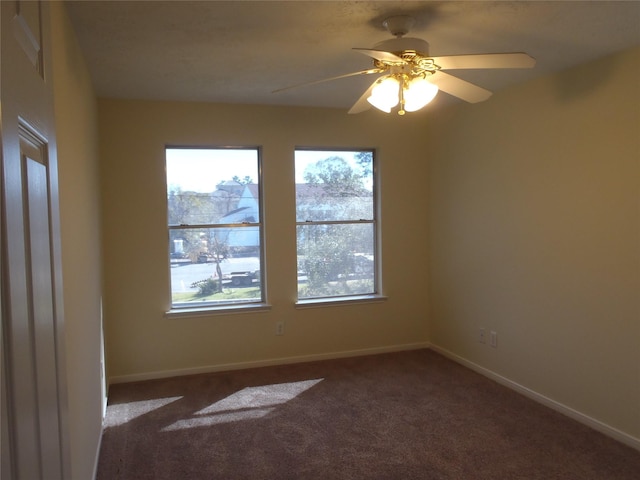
(294, 147), (383, 305)
(164, 145), (268, 315)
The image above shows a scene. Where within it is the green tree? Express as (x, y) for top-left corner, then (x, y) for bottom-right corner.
(232, 175), (253, 185)
(168, 187), (210, 261)
(167, 186), (207, 225)
(355, 151), (373, 178)
(167, 182), (237, 277)
(207, 230), (230, 293)
(301, 224), (370, 295)
(303, 156), (367, 197)
(297, 155), (373, 297)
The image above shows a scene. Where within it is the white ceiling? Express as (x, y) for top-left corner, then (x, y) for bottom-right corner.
(65, 1), (640, 112)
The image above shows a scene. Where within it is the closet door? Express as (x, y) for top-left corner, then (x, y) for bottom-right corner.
(1, 2), (69, 479)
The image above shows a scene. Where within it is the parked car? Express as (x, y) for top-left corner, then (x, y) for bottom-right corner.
(230, 270), (260, 286)
(197, 252), (214, 263)
(352, 253), (374, 275)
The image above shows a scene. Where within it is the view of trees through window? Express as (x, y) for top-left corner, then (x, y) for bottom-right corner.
(296, 149), (376, 299)
(166, 147), (377, 309)
(166, 147), (263, 308)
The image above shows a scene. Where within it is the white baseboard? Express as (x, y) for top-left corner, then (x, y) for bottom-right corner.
(108, 342), (430, 385)
(107, 342), (638, 451)
(429, 344), (640, 452)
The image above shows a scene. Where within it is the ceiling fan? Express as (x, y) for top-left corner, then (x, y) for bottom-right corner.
(274, 15), (536, 115)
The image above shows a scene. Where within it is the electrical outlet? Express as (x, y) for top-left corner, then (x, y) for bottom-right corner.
(276, 321), (284, 336)
(479, 328), (486, 344)
(490, 331), (497, 348)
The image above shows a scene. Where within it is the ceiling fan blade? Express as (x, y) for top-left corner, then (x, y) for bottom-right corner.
(353, 48), (405, 64)
(272, 68), (383, 93)
(431, 53), (535, 70)
(429, 71), (493, 103)
(348, 77), (380, 114)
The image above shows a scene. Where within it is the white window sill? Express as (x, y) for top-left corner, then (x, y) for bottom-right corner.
(295, 294), (387, 309)
(165, 302), (272, 319)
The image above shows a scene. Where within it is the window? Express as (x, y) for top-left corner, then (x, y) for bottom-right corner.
(166, 147), (264, 310)
(295, 149), (377, 301)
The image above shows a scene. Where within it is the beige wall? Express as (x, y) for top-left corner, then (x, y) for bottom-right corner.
(98, 100), (431, 380)
(428, 46), (640, 442)
(51, 3), (105, 479)
(97, 44), (638, 446)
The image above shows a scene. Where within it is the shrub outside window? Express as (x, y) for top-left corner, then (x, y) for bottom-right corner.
(166, 147), (264, 310)
(295, 149), (377, 300)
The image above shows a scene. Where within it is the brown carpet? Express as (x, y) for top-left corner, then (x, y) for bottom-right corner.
(97, 349), (640, 479)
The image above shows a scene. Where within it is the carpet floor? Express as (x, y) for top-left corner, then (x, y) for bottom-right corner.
(97, 349), (640, 479)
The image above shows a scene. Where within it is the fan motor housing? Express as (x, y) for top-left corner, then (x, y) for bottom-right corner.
(373, 37), (430, 57)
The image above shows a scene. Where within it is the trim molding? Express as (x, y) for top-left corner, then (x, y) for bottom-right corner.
(91, 427), (103, 480)
(108, 342), (430, 385)
(429, 344), (640, 452)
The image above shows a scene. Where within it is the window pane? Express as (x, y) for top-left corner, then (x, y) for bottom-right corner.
(295, 151), (373, 222)
(167, 148), (259, 225)
(170, 227), (262, 306)
(297, 223), (375, 299)
(166, 147), (263, 310)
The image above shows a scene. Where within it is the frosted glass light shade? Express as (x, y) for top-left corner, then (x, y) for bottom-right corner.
(367, 77), (400, 113)
(403, 77), (438, 112)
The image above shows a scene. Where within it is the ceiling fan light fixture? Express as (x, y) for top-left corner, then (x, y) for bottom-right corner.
(274, 13), (535, 115)
(403, 77), (439, 112)
(367, 76), (400, 113)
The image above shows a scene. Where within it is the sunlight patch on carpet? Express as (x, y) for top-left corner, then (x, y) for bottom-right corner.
(161, 379), (323, 431)
(162, 407), (276, 430)
(197, 379), (324, 414)
(105, 396), (183, 427)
